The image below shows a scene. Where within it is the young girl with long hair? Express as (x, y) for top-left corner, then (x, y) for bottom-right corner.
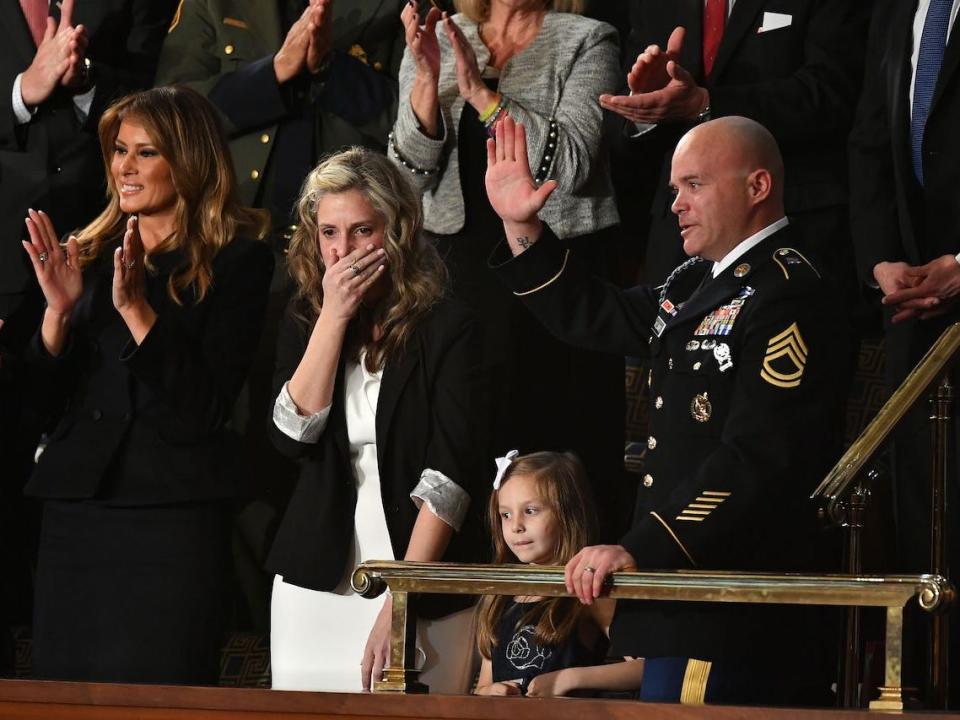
(474, 451), (644, 696)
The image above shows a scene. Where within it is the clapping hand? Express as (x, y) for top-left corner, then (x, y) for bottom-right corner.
(485, 115), (557, 229)
(275, 0), (332, 83)
(599, 26), (709, 125)
(442, 14), (492, 111)
(20, 0), (88, 106)
(112, 215), (147, 313)
(627, 26), (685, 95)
(320, 244), (387, 324)
(22, 209), (82, 317)
(401, 1), (442, 81)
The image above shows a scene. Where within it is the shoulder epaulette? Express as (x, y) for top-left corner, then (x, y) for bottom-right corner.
(772, 247), (821, 280)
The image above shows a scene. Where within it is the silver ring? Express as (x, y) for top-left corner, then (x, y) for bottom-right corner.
(584, 566), (596, 574)
(126, 261), (136, 270)
(38, 252), (48, 263)
(349, 263), (361, 277)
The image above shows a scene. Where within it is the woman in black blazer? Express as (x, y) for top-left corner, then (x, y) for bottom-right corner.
(266, 147), (486, 693)
(20, 86), (272, 684)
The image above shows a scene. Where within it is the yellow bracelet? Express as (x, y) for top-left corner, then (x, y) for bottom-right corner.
(478, 94), (502, 123)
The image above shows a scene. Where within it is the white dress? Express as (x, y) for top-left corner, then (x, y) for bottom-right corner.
(270, 358), (477, 693)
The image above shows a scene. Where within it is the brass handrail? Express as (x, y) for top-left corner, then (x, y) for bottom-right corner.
(811, 322), (960, 521)
(351, 560), (953, 710)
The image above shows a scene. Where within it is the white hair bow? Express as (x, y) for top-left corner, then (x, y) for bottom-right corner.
(493, 449), (519, 490)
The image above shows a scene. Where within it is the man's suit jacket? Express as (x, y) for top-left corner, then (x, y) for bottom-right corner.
(495, 224), (848, 667)
(849, 0), (960, 282)
(22, 237), (273, 505)
(265, 297), (486, 617)
(0, 1), (177, 328)
(628, 0), (869, 284)
(155, 0), (406, 214)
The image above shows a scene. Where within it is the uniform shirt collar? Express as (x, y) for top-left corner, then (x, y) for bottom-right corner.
(712, 216), (789, 278)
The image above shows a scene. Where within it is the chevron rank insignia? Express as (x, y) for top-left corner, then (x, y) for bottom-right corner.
(760, 322), (808, 388)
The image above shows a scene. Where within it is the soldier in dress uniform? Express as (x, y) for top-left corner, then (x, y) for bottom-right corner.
(486, 115), (850, 706)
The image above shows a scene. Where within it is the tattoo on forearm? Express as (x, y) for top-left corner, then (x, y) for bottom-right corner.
(517, 236), (532, 250)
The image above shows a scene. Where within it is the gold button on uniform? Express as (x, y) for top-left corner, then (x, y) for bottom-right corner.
(693, 361), (702, 370)
(250, 169), (260, 179)
(224, 44), (235, 55)
(260, 133), (270, 144)
(373, 61), (383, 71)
(643, 474), (654, 488)
(655, 396), (664, 409)
(647, 436), (657, 450)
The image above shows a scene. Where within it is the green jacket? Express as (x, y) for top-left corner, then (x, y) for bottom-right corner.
(156, 0), (405, 211)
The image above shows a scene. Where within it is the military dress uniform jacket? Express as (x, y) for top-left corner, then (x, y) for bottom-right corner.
(156, 0), (406, 210)
(494, 223), (849, 664)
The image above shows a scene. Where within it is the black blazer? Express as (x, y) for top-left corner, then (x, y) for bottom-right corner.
(0, 0), (178, 333)
(626, 0), (869, 281)
(266, 297), (487, 610)
(23, 237), (273, 505)
(849, 0), (960, 281)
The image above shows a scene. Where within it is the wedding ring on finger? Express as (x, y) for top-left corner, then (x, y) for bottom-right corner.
(38, 252), (49, 263)
(349, 263), (361, 277)
(584, 566), (596, 574)
(126, 260), (136, 270)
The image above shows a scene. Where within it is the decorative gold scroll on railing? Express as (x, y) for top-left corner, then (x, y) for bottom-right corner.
(812, 322), (960, 522)
(351, 561), (953, 711)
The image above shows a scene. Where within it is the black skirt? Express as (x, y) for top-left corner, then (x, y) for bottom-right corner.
(32, 500), (231, 684)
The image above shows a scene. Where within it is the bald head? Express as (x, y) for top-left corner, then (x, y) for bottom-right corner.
(679, 116), (785, 204)
(669, 116), (786, 261)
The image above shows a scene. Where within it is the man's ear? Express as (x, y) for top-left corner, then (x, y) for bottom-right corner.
(746, 168), (772, 206)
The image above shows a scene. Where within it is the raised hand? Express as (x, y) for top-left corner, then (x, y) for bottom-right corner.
(485, 116), (557, 227)
(401, 1), (442, 81)
(320, 244), (387, 324)
(20, 0), (86, 106)
(306, 0), (333, 74)
(22, 209), (82, 317)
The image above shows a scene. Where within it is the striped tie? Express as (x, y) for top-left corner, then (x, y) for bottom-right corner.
(911, 0), (954, 184)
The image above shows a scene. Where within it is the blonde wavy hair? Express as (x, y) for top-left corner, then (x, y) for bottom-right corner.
(74, 86), (269, 304)
(454, 0), (583, 23)
(476, 452), (598, 659)
(287, 148), (447, 372)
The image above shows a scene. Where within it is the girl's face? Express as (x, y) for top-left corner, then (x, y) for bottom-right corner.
(497, 473), (560, 565)
(315, 189), (387, 268)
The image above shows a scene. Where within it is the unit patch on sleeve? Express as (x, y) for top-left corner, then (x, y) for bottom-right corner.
(760, 322), (808, 388)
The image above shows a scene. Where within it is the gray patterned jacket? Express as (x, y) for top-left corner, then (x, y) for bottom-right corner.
(389, 12), (620, 239)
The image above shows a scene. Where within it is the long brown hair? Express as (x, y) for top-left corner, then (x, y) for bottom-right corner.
(287, 147), (447, 372)
(476, 452), (598, 659)
(74, 86), (268, 304)
(454, 0), (583, 23)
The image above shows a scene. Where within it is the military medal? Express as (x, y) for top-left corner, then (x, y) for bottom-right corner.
(686, 340), (700, 351)
(661, 299), (677, 316)
(714, 342), (733, 372)
(701, 338), (716, 350)
(691, 392), (712, 422)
